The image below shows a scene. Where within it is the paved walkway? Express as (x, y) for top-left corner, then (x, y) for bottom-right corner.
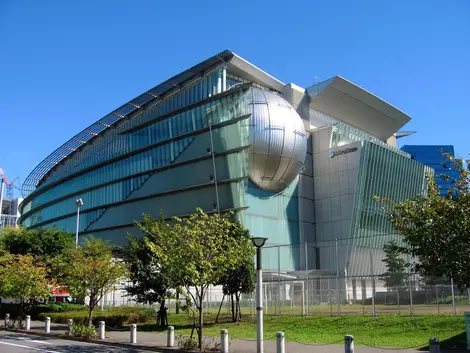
(15, 321), (462, 353)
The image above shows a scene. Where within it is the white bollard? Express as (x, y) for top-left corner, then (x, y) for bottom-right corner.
(276, 332), (285, 353)
(221, 329), (229, 353)
(25, 315), (31, 330)
(45, 317), (51, 333)
(167, 326), (174, 347)
(429, 338), (440, 353)
(67, 319), (73, 331)
(130, 324), (137, 344)
(4, 313), (10, 327)
(99, 321), (105, 340)
(345, 334), (354, 353)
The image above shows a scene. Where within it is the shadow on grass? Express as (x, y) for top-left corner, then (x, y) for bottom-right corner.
(137, 315), (240, 333)
(416, 332), (466, 352)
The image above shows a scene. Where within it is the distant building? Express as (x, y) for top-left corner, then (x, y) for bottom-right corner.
(400, 145), (460, 197)
(0, 197), (22, 229)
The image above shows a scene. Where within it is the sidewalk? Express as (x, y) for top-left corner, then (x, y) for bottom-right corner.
(17, 321), (461, 353)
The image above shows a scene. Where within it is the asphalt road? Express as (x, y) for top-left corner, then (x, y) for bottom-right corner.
(0, 332), (156, 353)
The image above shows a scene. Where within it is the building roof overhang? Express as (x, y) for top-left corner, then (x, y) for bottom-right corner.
(307, 76), (411, 141)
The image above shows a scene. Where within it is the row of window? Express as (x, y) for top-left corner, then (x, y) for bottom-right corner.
(21, 174), (150, 228)
(21, 89), (251, 228)
(42, 69), (226, 187)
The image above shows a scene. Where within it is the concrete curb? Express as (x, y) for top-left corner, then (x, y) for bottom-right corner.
(3, 328), (199, 353)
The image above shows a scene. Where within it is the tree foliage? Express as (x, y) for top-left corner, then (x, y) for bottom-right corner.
(0, 253), (52, 317)
(56, 236), (127, 327)
(381, 241), (408, 290)
(136, 209), (251, 348)
(377, 153), (470, 287)
(0, 226), (74, 259)
(118, 226), (173, 327)
(218, 226), (255, 322)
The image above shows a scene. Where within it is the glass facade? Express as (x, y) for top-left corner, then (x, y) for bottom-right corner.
(400, 145), (460, 197)
(20, 67), (251, 235)
(347, 140), (432, 275)
(20, 52), (431, 276)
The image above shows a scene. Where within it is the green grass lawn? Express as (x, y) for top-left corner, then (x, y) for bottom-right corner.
(139, 313), (466, 349)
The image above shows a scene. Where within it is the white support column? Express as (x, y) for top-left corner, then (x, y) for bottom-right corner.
(344, 335), (354, 353)
(130, 324), (137, 343)
(222, 66), (227, 91)
(25, 316), (31, 330)
(276, 332), (285, 353)
(45, 317), (50, 333)
(221, 329), (229, 353)
(429, 338), (440, 353)
(167, 326), (174, 347)
(99, 321), (105, 340)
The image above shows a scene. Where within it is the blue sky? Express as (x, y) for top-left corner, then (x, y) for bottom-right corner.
(1, 0), (469, 198)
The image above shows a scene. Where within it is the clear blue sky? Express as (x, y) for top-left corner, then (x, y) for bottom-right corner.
(1, 0), (469, 198)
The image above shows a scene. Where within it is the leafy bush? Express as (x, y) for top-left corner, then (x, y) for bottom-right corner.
(67, 323), (97, 340)
(35, 303), (86, 313)
(0, 303), (86, 321)
(39, 307), (155, 327)
(177, 334), (198, 351)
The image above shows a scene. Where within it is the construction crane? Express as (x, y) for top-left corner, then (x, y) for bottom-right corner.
(0, 167), (21, 216)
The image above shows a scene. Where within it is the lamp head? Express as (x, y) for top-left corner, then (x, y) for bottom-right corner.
(75, 198), (84, 207)
(251, 237), (268, 248)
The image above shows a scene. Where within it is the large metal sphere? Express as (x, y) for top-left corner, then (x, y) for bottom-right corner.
(248, 88), (307, 192)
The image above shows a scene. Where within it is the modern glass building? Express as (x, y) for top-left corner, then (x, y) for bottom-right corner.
(20, 50), (431, 293)
(401, 145), (459, 197)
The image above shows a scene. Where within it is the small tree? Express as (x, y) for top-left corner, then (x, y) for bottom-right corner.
(219, 258), (255, 322)
(0, 253), (52, 319)
(377, 153), (470, 287)
(137, 209), (248, 349)
(381, 241), (408, 308)
(57, 236), (127, 327)
(119, 231), (173, 327)
(218, 226), (255, 322)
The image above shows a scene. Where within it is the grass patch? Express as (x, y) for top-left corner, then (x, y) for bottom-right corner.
(139, 313), (465, 349)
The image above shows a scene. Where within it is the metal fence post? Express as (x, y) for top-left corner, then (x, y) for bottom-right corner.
(45, 317), (50, 333)
(167, 326), (174, 347)
(451, 278), (456, 316)
(429, 337), (440, 353)
(25, 315), (31, 330)
(276, 332), (285, 353)
(277, 245), (281, 315)
(221, 329), (229, 353)
(130, 324), (137, 343)
(368, 238), (376, 317)
(99, 321), (105, 340)
(304, 242), (309, 316)
(408, 269), (414, 317)
(344, 334), (354, 353)
(335, 239), (341, 315)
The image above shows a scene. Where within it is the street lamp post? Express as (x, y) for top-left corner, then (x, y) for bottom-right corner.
(75, 199), (83, 248)
(251, 237), (268, 353)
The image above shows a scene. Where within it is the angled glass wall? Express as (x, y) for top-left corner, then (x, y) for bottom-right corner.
(347, 140), (432, 275)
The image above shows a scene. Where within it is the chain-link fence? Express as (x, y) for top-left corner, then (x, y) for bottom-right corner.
(101, 236), (466, 316)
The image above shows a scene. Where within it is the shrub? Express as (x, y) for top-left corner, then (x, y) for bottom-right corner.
(177, 334), (198, 351)
(0, 303), (86, 321)
(67, 323), (97, 340)
(38, 307), (155, 327)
